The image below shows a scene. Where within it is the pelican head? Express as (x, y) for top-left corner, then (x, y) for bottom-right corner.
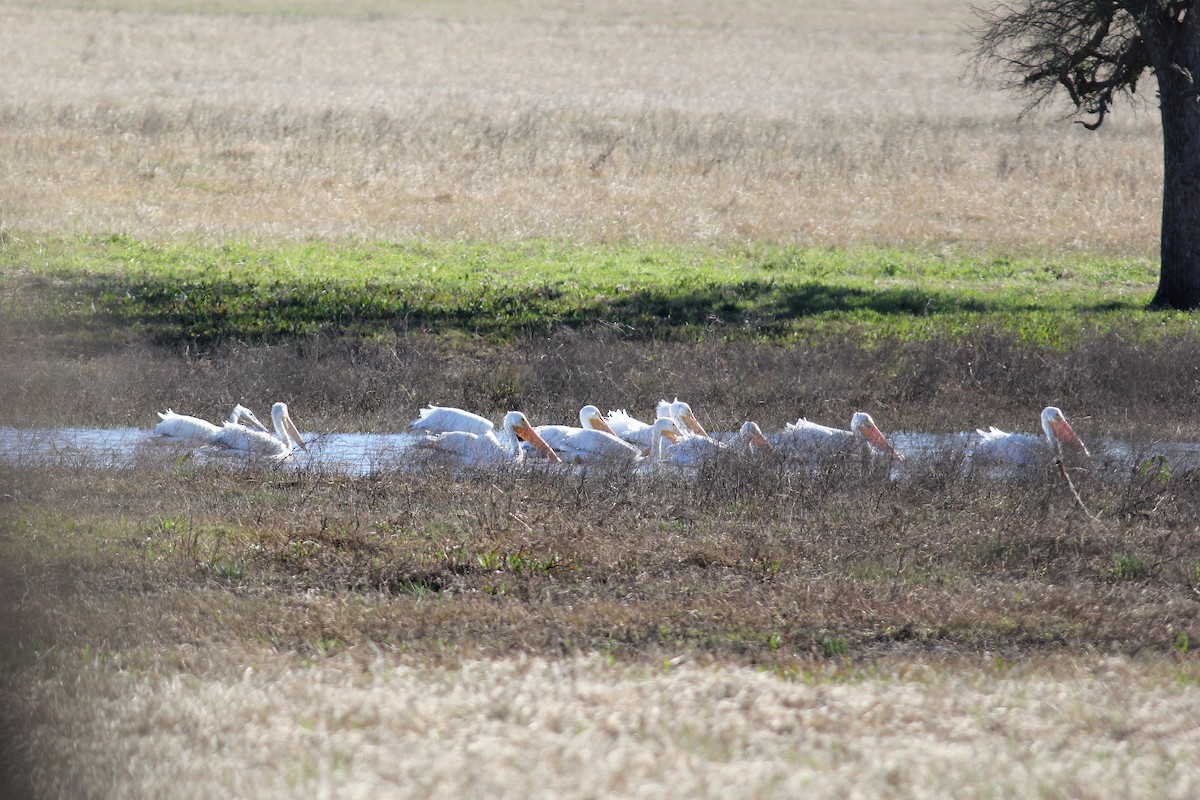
(739, 421), (777, 455)
(580, 405), (621, 437)
(654, 416), (682, 441)
(229, 404), (271, 433)
(648, 416), (683, 459)
(271, 402), (308, 453)
(506, 411), (564, 464)
(658, 398), (709, 438)
(1040, 406), (1089, 457)
(850, 412), (903, 461)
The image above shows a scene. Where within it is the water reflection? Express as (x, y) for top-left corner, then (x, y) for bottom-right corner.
(0, 426), (424, 477)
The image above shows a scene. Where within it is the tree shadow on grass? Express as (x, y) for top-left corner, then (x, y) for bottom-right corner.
(590, 280), (1034, 331)
(17, 273), (1141, 349)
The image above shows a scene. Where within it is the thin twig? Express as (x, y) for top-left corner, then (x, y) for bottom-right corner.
(1055, 459), (1102, 523)
(890, 547), (909, 601)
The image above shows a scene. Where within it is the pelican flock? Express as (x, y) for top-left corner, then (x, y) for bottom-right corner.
(149, 398), (1094, 476)
(153, 401), (306, 459)
(404, 398), (913, 471)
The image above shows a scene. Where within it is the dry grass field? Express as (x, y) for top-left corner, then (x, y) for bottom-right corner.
(1, 1), (1196, 798)
(0, 0), (1162, 252)
(14, 649), (1200, 799)
(3, 453), (1200, 799)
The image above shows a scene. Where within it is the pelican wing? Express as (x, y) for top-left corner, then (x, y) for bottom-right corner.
(153, 411), (221, 442)
(771, 418), (853, 454)
(604, 409), (651, 435)
(536, 425), (641, 464)
(212, 422), (290, 456)
(423, 430), (514, 467)
(410, 406), (494, 436)
(661, 435), (727, 466)
(972, 428), (1044, 465)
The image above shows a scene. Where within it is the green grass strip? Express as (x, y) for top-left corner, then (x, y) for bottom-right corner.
(0, 232), (1185, 349)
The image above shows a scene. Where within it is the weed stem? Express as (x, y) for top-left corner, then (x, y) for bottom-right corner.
(1056, 459), (1102, 523)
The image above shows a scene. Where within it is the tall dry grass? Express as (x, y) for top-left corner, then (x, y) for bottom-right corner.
(9, 650), (1200, 800)
(0, 0), (1162, 252)
(2, 445), (1199, 797)
(6, 329), (1200, 443)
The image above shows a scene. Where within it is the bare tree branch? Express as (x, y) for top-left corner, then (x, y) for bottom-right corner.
(970, 0), (1167, 127)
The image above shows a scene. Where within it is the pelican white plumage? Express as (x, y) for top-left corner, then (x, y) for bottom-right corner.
(422, 411), (562, 467)
(771, 412), (903, 462)
(649, 416), (683, 460)
(211, 401), (307, 458)
(630, 417), (685, 474)
(659, 421), (778, 465)
(409, 405), (495, 437)
(534, 405), (642, 464)
(603, 408), (654, 445)
(606, 398), (710, 448)
(973, 406), (1089, 465)
(153, 404), (271, 443)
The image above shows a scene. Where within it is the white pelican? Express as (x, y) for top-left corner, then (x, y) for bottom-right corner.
(737, 421), (779, 457)
(659, 421), (777, 466)
(422, 411), (562, 467)
(630, 417), (685, 474)
(606, 398), (710, 447)
(211, 401), (307, 458)
(649, 417), (684, 459)
(534, 405), (642, 464)
(153, 404), (271, 443)
(771, 412), (903, 462)
(658, 398), (710, 438)
(409, 405), (495, 436)
(660, 433), (726, 466)
(973, 406), (1090, 465)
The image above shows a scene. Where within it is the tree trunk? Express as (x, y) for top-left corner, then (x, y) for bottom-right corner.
(1150, 22), (1200, 310)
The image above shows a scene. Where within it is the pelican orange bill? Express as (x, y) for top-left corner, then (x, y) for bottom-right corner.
(1049, 416), (1089, 456)
(746, 425), (777, 455)
(585, 412), (621, 438)
(681, 411), (709, 439)
(860, 422), (903, 461)
(283, 413), (308, 452)
(515, 422), (563, 463)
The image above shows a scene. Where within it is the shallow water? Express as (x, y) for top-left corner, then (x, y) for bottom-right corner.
(0, 426), (150, 470)
(0, 426), (425, 477)
(2, 425), (1200, 480)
